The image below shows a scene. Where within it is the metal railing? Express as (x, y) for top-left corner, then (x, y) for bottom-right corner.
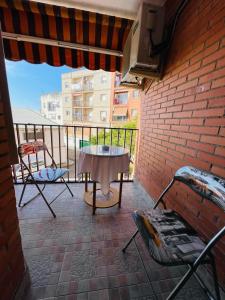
(13, 123), (138, 184)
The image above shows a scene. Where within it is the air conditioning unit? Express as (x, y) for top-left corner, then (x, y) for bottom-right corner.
(121, 1), (165, 88)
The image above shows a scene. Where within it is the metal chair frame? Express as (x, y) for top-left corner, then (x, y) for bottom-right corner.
(18, 141), (73, 218)
(122, 167), (225, 300)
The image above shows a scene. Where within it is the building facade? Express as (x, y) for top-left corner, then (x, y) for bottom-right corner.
(40, 70), (141, 130)
(112, 73), (140, 126)
(41, 92), (63, 125)
(61, 69), (112, 127)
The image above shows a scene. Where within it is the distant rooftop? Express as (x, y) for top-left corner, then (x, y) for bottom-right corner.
(12, 108), (58, 125)
(61, 68), (108, 79)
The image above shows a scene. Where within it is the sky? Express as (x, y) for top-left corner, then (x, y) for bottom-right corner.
(5, 60), (74, 112)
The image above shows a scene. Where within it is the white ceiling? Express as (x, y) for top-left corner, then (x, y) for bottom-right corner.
(33, 0), (166, 20)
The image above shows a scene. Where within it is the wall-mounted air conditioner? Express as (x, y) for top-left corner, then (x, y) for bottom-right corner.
(121, 1), (165, 88)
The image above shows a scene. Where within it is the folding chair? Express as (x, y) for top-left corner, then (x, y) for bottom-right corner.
(122, 166), (225, 300)
(18, 141), (73, 218)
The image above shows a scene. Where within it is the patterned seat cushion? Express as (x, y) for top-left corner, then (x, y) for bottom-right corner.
(28, 168), (69, 182)
(133, 209), (208, 266)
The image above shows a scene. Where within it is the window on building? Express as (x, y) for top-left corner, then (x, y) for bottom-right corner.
(100, 111), (107, 122)
(73, 96), (82, 106)
(131, 109), (138, 118)
(47, 102), (55, 111)
(72, 82), (82, 91)
(115, 74), (121, 87)
(88, 111), (93, 121)
(100, 94), (107, 103)
(66, 110), (70, 116)
(42, 103), (46, 109)
(112, 116), (127, 121)
(55, 101), (60, 108)
(87, 95), (93, 106)
(101, 75), (107, 83)
(64, 82), (70, 89)
(58, 115), (61, 120)
(84, 77), (93, 90)
(114, 92), (128, 104)
(73, 109), (82, 121)
(133, 90), (140, 98)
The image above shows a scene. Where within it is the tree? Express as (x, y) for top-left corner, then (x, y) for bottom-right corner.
(90, 119), (138, 155)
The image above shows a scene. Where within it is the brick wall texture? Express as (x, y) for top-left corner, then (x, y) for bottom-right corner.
(136, 0), (225, 287)
(0, 93), (25, 297)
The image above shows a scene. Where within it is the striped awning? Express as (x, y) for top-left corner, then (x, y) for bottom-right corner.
(0, 0), (133, 71)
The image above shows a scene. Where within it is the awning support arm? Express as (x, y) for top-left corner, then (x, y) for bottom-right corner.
(2, 32), (123, 57)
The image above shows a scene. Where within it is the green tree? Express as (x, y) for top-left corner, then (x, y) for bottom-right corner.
(90, 119), (138, 155)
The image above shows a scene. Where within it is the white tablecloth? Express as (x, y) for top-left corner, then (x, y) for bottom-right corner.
(78, 146), (130, 195)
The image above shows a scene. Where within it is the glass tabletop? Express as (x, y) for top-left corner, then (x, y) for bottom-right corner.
(81, 145), (129, 157)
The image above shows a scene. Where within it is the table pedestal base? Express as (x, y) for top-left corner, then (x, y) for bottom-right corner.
(84, 187), (119, 208)
(84, 173), (124, 215)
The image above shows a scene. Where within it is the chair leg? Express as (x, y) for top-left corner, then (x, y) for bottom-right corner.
(19, 184), (46, 207)
(18, 181), (27, 207)
(210, 254), (221, 300)
(61, 177), (74, 197)
(34, 183), (56, 218)
(122, 230), (139, 252)
(166, 266), (195, 300)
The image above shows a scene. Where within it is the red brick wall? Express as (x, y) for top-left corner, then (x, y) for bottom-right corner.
(0, 55), (25, 300)
(136, 0), (225, 286)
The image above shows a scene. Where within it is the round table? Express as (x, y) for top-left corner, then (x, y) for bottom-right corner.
(78, 145), (130, 214)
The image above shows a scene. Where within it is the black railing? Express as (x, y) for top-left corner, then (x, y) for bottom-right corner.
(13, 123), (139, 184)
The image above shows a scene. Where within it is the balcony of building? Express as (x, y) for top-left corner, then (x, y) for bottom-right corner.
(72, 96), (83, 108)
(71, 79), (83, 92)
(10, 122), (224, 300)
(83, 111), (93, 122)
(83, 76), (94, 91)
(83, 94), (94, 108)
(14, 181), (208, 300)
(1, 0), (225, 299)
(72, 109), (83, 122)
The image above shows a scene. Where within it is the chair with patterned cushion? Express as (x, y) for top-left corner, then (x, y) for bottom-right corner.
(18, 141), (73, 217)
(122, 166), (225, 300)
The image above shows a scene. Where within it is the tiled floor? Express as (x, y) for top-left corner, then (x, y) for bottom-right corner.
(15, 182), (208, 300)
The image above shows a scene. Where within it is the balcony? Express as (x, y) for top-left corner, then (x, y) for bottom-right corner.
(83, 76), (94, 91)
(83, 116), (93, 122)
(83, 95), (93, 107)
(72, 100), (83, 107)
(14, 181), (207, 299)
(13, 124), (138, 183)
(12, 123), (216, 299)
(71, 82), (83, 92)
(83, 82), (94, 91)
(1, 0), (225, 298)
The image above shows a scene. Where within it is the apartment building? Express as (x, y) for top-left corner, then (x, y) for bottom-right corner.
(40, 71), (141, 137)
(61, 69), (112, 127)
(41, 92), (63, 125)
(111, 73), (140, 125)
